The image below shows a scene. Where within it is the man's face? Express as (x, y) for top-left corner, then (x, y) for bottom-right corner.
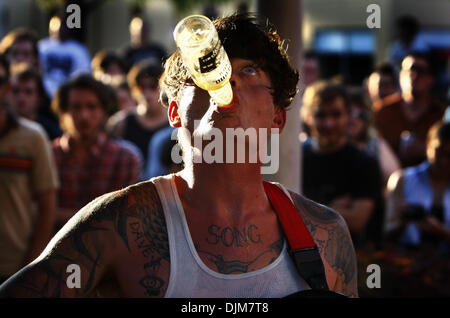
(10, 78), (40, 119)
(367, 72), (397, 101)
(175, 58), (281, 133)
(137, 76), (160, 109)
(311, 97), (349, 148)
(400, 56), (433, 97)
(8, 40), (37, 67)
(171, 58), (285, 164)
(66, 88), (106, 139)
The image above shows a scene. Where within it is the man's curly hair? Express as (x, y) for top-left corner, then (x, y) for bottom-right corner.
(160, 13), (299, 109)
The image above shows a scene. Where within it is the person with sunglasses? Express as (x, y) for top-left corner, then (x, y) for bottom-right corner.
(373, 52), (446, 168)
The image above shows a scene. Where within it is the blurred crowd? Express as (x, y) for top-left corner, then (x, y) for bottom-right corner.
(300, 15), (450, 297)
(0, 10), (449, 297)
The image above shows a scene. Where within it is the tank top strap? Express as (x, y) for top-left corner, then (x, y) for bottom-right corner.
(151, 174), (189, 297)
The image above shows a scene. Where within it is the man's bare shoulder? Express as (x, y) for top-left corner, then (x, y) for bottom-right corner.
(115, 178), (170, 259)
(286, 190), (351, 257)
(80, 177), (168, 247)
(0, 178), (170, 298)
(51, 178), (166, 248)
(288, 190), (358, 297)
(288, 191), (343, 224)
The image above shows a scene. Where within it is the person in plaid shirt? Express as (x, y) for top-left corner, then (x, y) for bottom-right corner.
(51, 74), (141, 230)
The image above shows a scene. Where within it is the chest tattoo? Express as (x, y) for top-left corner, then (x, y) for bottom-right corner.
(205, 224), (263, 247)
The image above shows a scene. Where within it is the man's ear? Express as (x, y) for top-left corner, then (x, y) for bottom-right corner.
(168, 100), (182, 128)
(272, 106), (286, 132)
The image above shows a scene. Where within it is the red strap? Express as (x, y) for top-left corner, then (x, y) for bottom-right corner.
(263, 181), (316, 250)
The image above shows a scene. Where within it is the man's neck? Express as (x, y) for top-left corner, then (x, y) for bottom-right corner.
(175, 163), (269, 224)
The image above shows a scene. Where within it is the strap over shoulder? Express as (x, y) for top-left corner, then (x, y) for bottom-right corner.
(262, 181), (329, 290)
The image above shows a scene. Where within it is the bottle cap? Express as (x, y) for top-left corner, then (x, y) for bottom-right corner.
(173, 15), (214, 50)
(208, 82), (233, 106)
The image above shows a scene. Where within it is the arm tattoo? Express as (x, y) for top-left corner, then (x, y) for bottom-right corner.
(1, 219), (108, 298)
(289, 192), (358, 297)
(121, 182), (169, 296)
(0, 181), (170, 298)
(139, 256), (164, 296)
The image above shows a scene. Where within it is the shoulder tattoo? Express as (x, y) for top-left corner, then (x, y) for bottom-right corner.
(289, 191), (358, 297)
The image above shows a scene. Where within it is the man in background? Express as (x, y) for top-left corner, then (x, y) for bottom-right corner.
(301, 81), (384, 248)
(0, 28), (40, 72)
(51, 74), (141, 230)
(366, 62), (398, 105)
(9, 68), (62, 140)
(373, 53), (445, 167)
(0, 55), (58, 283)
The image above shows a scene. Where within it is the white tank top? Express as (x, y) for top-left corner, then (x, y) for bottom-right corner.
(153, 175), (310, 298)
